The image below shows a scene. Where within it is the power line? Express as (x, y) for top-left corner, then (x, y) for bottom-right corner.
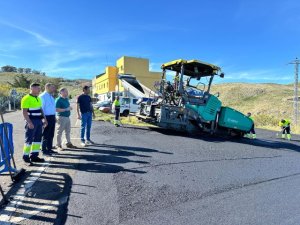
(288, 57), (300, 126)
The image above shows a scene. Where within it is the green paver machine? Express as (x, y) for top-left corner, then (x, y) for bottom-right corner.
(137, 59), (253, 137)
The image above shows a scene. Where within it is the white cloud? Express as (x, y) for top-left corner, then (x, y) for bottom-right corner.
(0, 21), (56, 46)
(42, 50), (98, 71)
(40, 50), (110, 79)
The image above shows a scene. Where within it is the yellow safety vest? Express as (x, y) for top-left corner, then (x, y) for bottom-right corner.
(21, 94), (43, 119)
(113, 100), (120, 107)
(279, 119), (290, 127)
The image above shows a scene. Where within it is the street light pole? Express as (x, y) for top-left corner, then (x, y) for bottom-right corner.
(289, 58), (300, 126)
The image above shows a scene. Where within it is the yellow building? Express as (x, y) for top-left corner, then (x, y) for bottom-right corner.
(92, 56), (161, 101)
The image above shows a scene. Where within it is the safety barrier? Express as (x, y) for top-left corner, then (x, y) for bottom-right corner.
(0, 123), (16, 174)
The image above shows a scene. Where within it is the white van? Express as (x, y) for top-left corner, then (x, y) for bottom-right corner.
(119, 97), (140, 116)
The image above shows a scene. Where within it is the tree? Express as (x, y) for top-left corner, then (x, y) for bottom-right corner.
(8, 75), (32, 88)
(32, 70), (41, 75)
(17, 68), (24, 74)
(1, 65), (17, 72)
(24, 68), (31, 74)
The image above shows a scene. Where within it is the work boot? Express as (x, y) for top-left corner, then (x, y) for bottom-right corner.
(66, 143), (77, 149)
(30, 156), (45, 163)
(23, 155), (31, 163)
(48, 149), (58, 154)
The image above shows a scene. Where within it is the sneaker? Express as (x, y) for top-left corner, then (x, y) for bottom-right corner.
(56, 145), (63, 151)
(30, 156), (45, 163)
(66, 143), (77, 148)
(80, 142), (86, 147)
(23, 155), (31, 163)
(85, 140), (95, 145)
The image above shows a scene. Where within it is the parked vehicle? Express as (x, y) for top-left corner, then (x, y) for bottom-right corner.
(112, 97), (140, 117)
(93, 101), (111, 113)
(99, 101), (112, 113)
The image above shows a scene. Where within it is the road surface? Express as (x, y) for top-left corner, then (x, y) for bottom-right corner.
(1, 115), (300, 225)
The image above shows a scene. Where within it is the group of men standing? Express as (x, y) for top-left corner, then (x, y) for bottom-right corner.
(21, 83), (95, 164)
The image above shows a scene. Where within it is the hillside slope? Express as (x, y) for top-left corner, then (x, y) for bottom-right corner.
(0, 72), (91, 97)
(212, 83), (296, 128)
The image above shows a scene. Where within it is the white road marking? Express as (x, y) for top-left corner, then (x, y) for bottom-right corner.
(0, 115), (80, 224)
(0, 160), (51, 223)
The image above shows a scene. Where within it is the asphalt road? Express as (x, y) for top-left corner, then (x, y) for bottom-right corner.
(2, 116), (300, 225)
(64, 122), (300, 225)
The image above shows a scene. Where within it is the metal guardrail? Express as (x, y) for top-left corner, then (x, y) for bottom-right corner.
(0, 97), (9, 112)
(0, 94), (24, 112)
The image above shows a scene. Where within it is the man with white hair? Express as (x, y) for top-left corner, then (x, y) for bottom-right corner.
(56, 88), (77, 150)
(40, 83), (57, 155)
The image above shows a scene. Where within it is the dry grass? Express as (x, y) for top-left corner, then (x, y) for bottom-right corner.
(0, 72), (89, 98)
(94, 110), (152, 127)
(211, 82), (299, 132)
(0, 72), (48, 83)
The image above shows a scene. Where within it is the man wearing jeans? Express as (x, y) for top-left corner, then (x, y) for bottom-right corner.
(76, 86), (95, 147)
(56, 88), (77, 150)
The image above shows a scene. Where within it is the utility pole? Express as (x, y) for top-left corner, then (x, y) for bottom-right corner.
(289, 58), (300, 126)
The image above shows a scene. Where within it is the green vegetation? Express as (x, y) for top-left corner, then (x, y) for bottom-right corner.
(0, 72), (90, 99)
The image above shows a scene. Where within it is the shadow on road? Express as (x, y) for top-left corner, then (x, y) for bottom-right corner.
(0, 170), (73, 225)
(0, 142), (166, 224)
(48, 143), (170, 174)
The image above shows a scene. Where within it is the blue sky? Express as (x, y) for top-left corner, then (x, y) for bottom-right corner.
(0, 0), (299, 83)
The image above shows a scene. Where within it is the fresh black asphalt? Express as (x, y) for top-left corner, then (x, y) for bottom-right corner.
(62, 122), (300, 225)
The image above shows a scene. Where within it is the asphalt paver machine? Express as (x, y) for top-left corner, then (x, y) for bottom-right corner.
(137, 59), (253, 137)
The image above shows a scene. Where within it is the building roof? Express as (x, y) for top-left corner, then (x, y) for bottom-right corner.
(96, 72), (105, 79)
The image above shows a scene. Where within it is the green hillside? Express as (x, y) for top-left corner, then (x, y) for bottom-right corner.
(0, 72), (91, 98)
(212, 83), (297, 131)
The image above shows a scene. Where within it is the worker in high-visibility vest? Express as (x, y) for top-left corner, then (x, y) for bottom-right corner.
(246, 112), (256, 139)
(21, 83), (48, 163)
(279, 119), (291, 140)
(112, 96), (121, 127)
